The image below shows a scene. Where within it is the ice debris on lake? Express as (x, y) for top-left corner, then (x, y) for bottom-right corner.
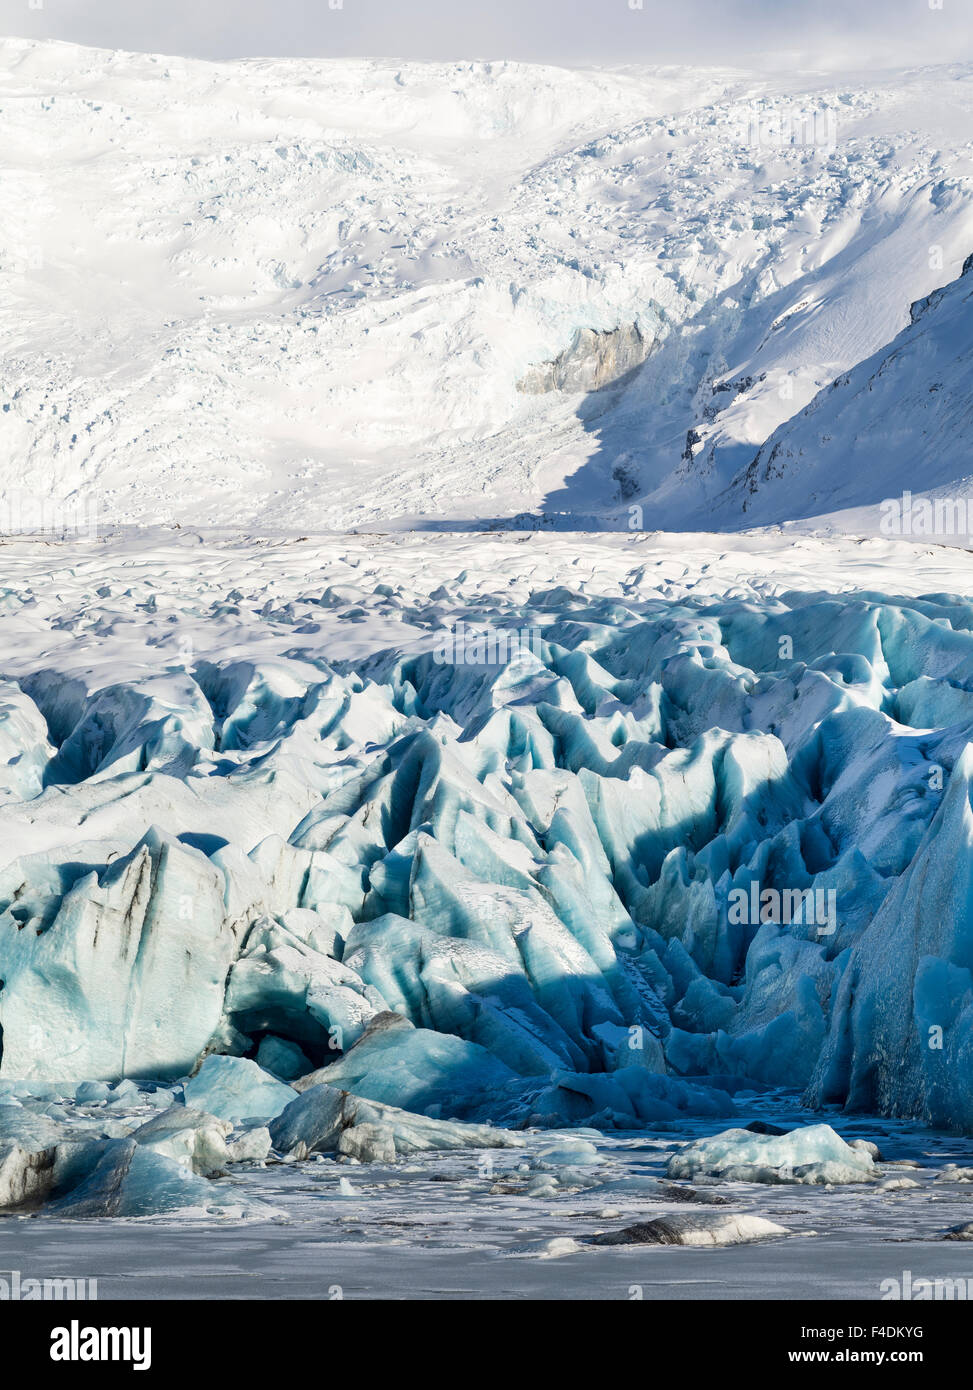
(667, 1124), (878, 1185)
(1, 529), (973, 1228)
(269, 1082), (522, 1160)
(0, 1091), (271, 1219)
(0, 1070), (523, 1218)
(182, 1055), (298, 1124)
(588, 1211), (791, 1246)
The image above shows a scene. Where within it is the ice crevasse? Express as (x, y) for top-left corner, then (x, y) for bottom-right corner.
(0, 575), (972, 1133)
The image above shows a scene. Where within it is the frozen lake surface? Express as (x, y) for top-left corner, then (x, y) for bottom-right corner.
(5, 1094), (973, 1300)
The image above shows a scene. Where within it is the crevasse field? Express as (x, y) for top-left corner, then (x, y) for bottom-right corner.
(5, 531), (973, 1297)
(2, 39), (973, 1300)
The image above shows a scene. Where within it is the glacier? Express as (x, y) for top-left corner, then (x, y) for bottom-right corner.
(0, 526), (972, 1225)
(2, 39), (973, 535)
(1, 34), (973, 1264)
(1, 33), (972, 1303)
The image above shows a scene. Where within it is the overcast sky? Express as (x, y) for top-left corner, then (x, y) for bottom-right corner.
(1, 0), (970, 69)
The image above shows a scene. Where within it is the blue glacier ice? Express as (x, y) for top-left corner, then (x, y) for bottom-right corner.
(2, 570), (973, 1183)
(182, 1055), (296, 1124)
(667, 1123), (878, 1185)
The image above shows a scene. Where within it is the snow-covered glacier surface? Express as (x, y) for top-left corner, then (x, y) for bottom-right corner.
(3, 529), (973, 1291)
(3, 39), (973, 534)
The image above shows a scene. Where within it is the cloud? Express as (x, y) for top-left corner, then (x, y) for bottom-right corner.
(1, 0), (969, 67)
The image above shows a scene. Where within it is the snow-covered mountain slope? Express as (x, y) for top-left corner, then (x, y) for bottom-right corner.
(699, 253), (973, 532)
(2, 38), (973, 532)
(3, 530), (973, 1137)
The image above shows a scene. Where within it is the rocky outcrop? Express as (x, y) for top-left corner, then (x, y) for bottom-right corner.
(517, 323), (652, 394)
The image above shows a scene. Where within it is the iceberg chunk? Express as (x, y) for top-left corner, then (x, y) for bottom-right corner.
(182, 1055), (296, 1124)
(130, 1106), (231, 1176)
(269, 1082), (523, 1161)
(589, 1211), (791, 1246)
(667, 1124), (877, 1185)
(46, 1139), (263, 1219)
